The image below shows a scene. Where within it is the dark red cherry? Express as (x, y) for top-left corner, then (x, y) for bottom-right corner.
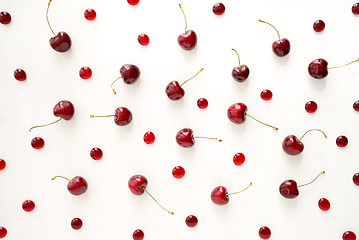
(166, 81), (185, 100)
(31, 137), (45, 149)
(212, 3), (225, 15)
(52, 175), (88, 196)
(313, 20), (325, 32)
(49, 31), (72, 52)
(352, 3), (359, 15)
(343, 231), (356, 240)
(197, 98), (208, 109)
(22, 200), (35, 212)
(90, 107), (133, 126)
(353, 100), (359, 111)
(259, 226), (271, 239)
(231, 49), (250, 82)
(318, 198), (330, 211)
(71, 218), (83, 230)
(120, 64), (140, 84)
(138, 34), (149, 46)
(185, 215), (198, 227)
(0, 159), (5, 171)
(259, 19), (290, 57)
(79, 67), (92, 79)
(128, 0), (140, 5)
(308, 59), (328, 79)
(133, 229), (144, 240)
(84, 9), (96, 21)
(353, 173), (359, 186)
(90, 147), (103, 160)
(14, 69), (27, 81)
(305, 101), (317, 113)
(172, 166), (185, 179)
(261, 89), (273, 101)
(233, 153), (245, 166)
(178, 4), (197, 50)
(0, 11), (11, 24)
(143, 131), (155, 144)
(0, 227), (7, 238)
(282, 129), (327, 155)
(211, 183), (252, 205)
(176, 128), (194, 147)
(336, 135), (348, 147)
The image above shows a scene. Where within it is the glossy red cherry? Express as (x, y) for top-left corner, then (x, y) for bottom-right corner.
(305, 101), (317, 113)
(353, 100), (359, 111)
(318, 198), (330, 211)
(128, 0), (140, 5)
(279, 171), (325, 199)
(22, 200), (35, 212)
(172, 166), (185, 179)
(308, 58), (359, 79)
(84, 9), (96, 21)
(111, 64), (140, 94)
(31, 137), (45, 149)
(282, 129), (327, 155)
(0, 11), (11, 24)
(0, 227), (7, 238)
(52, 176), (88, 196)
(128, 175), (174, 215)
(231, 49), (250, 82)
(343, 231), (356, 240)
(90, 147), (103, 160)
(71, 218), (83, 230)
(0, 159), (5, 171)
(212, 3), (225, 15)
(133, 229), (144, 240)
(176, 128), (221, 148)
(313, 20), (325, 32)
(353, 173), (359, 186)
(260, 89), (273, 101)
(14, 69), (27, 81)
(233, 153), (245, 166)
(259, 19), (290, 57)
(143, 131), (155, 144)
(336, 135), (348, 147)
(79, 67), (92, 79)
(227, 103), (278, 130)
(352, 3), (359, 14)
(211, 182), (252, 205)
(197, 98), (208, 109)
(178, 4), (197, 50)
(185, 215), (198, 227)
(138, 34), (149, 46)
(259, 226), (271, 239)
(90, 107), (133, 126)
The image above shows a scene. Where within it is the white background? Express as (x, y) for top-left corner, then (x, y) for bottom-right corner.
(1, 0), (359, 239)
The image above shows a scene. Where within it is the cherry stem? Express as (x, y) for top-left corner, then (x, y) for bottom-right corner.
(90, 115), (115, 118)
(298, 129), (327, 142)
(179, 4), (187, 33)
(327, 58), (359, 69)
(258, 19), (280, 40)
(180, 68), (204, 87)
(29, 117), (62, 132)
(193, 136), (222, 142)
(232, 49), (241, 67)
(227, 182), (253, 196)
(245, 114), (278, 130)
(298, 171), (325, 188)
(52, 175), (73, 183)
(46, 0), (56, 36)
(111, 76), (122, 94)
(142, 187), (174, 215)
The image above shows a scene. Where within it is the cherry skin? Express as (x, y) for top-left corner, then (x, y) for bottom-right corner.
(0, 11), (11, 24)
(49, 32), (72, 52)
(84, 9), (96, 21)
(353, 173), (359, 186)
(166, 81), (185, 100)
(178, 5), (197, 50)
(313, 20), (325, 32)
(71, 218), (83, 230)
(305, 101), (317, 113)
(53, 100), (75, 120)
(212, 3), (225, 15)
(318, 198), (330, 211)
(128, 0), (140, 5)
(133, 229), (144, 240)
(261, 89), (273, 101)
(211, 186), (229, 205)
(52, 176), (88, 196)
(232, 49), (250, 82)
(336, 135), (348, 147)
(282, 135), (304, 155)
(138, 34), (149, 46)
(185, 215), (198, 227)
(197, 98), (208, 109)
(227, 103), (247, 124)
(90, 147), (103, 160)
(14, 69), (27, 81)
(22, 200), (35, 212)
(308, 59), (328, 79)
(79, 67), (92, 79)
(31, 137), (45, 149)
(352, 3), (359, 15)
(0, 227), (7, 238)
(128, 175), (148, 195)
(272, 38), (290, 57)
(114, 107), (132, 126)
(0, 159), (5, 171)
(143, 131), (155, 144)
(343, 231), (356, 240)
(176, 128), (194, 148)
(120, 64), (140, 84)
(259, 226), (271, 239)
(172, 166), (185, 179)
(353, 100), (359, 111)
(279, 180), (299, 199)
(233, 153), (245, 166)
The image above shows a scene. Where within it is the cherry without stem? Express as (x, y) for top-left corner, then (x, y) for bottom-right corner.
(233, 153), (245, 166)
(31, 137), (45, 149)
(353, 173), (359, 186)
(84, 9), (96, 21)
(260, 89), (272, 101)
(79, 67), (92, 79)
(0, 11), (11, 24)
(197, 98), (208, 109)
(172, 166), (185, 179)
(305, 101), (317, 113)
(211, 182), (252, 205)
(318, 198), (330, 211)
(0, 159), (5, 171)
(352, 3), (359, 15)
(259, 226), (271, 239)
(353, 101), (359, 111)
(212, 3), (225, 15)
(90, 147), (103, 160)
(14, 69), (27, 81)
(185, 215), (198, 227)
(343, 231), (356, 240)
(71, 218), (83, 230)
(0, 227), (7, 238)
(138, 34), (149, 46)
(128, 0), (140, 5)
(178, 4), (197, 50)
(313, 20), (325, 32)
(133, 229), (144, 240)
(259, 19), (290, 57)
(336, 135), (348, 147)
(22, 200), (35, 212)
(143, 131), (155, 144)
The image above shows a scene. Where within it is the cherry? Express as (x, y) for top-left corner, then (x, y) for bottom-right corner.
(166, 68), (203, 101)
(308, 58), (359, 79)
(14, 69), (27, 81)
(176, 128), (222, 148)
(84, 9), (96, 21)
(52, 175), (88, 196)
(128, 0), (140, 5)
(212, 3), (225, 15)
(343, 231), (356, 240)
(90, 147), (103, 160)
(352, 3), (359, 15)
(313, 20), (325, 32)
(282, 129), (327, 155)
(227, 103), (278, 130)
(197, 98), (208, 109)
(259, 19), (290, 57)
(0, 11), (11, 24)
(31, 137), (45, 149)
(178, 4), (197, 50)
(260, 89), (273, 101)
(133, 229), (144, 240)
(90, 107), (133, 126)
(318, 198), (330, 211)
(353, 100), (359, 111)
(336, 135), (348, 147)
(305, 101), (317, 113)
(143, 131), (155, 144)
(231, 49), (250, 82)
(279, 171), (325, 199)
(128, 175), (174, 215)
(0, 159), (5, 171)
(185, 215), (198, 227)
(46, 0), (71, 52)
(259, 226), (271, 239)
(138, 34), (149, 46)
(29, 100), (75, 132)
(353, 173), (359, 186)
(111, 64), (140, 94)
(71, 218), (83, 230)
(211, 182), (252, 205)
(22, 200), (35, 212)
(233, 153), (245, 166)
(0, 227), (7, 238)
(79, 67), (92, 79)
(172, 166), (185, 179)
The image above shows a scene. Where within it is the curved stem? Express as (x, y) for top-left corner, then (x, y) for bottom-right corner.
(298, 171), (325, 188)
(46, 0), (56, 36)
(180, 68), (204, 87)
(142, 187), (174, 215)
(298, 129), (327, 142)
(111, 76), (122, 94)
(258, 19), (280, 40)
(328, 58), (359, 69)
(52, 175), (73, 183)
(245, 114), (278, 130)
(232, 49), (241, 67)
(90, 115), (115, 118)
(29, 117), (62, 132)
(179, 4), (187, 33)
(227, 182), (252, 196)
(193, 136), (222, 142)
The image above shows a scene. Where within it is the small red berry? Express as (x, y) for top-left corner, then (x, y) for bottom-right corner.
(172, 166), (185, 179)
(233, 153), (245, 166)
(22, 200), (35, 212)
(0, 159), (6, 171)
(336, 135), (348, 148)
(352, 3), (359, 15)
(259, 226), (271, 239)
(128, 0), (140, 5)
(0, 227), (7, 238)
(343, 231), (356, 240)
(185, 215), (198, 227)
(0, 11), (11, 24)
(14, 69), (27, 81)
(31, 137), (45, 149)
(90, 147), (103, 160)
(138, 34), (149, 46)
(305, 101), (318, 113)
(212, 3), (225, 15)
(143, 131), (155, 144)
(197, 98), (208, 109)
(353, 100), (359, 111)
(260, 89), (273, 101)
(133, 229), (144, 240)
(71, 218), (83, 230)
(84, 9), (96, 21)
(353, 173), (359, 186)
(318, 198), (330, 211)
(313, 20), (325, 32)
(79, 67), (92, 79)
